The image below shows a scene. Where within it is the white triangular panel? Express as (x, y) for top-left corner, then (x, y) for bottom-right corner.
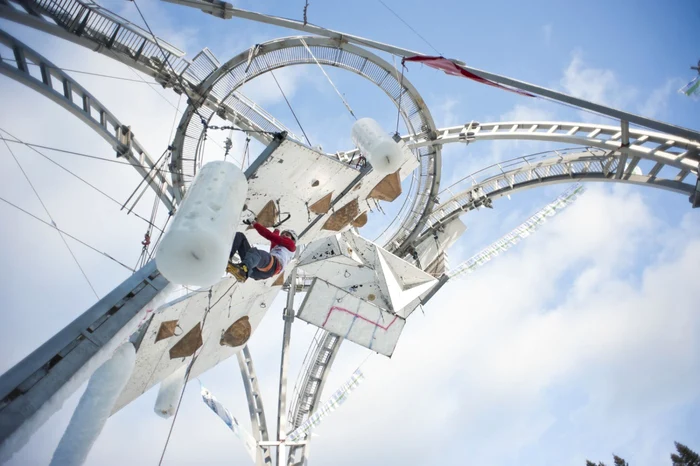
(392, 280), (437, 315)
(375, 249), (403, 310)
(376, 249), (437, 312)
(372, 249), (396, 312)
(341, 232), (378, 267)
(376, 248), (438, 291)
(298, 236), (343, 267)
(298, 254), (364, 277)
(337, 233), (365, 264)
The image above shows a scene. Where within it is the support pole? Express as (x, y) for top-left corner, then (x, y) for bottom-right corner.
(236, 346), (272, 466)
(276, 266), (297, 466)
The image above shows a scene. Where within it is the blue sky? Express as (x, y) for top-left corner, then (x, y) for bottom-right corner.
(0, 0), (699, 465)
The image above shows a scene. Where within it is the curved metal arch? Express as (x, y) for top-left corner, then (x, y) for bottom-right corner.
(356, 120), (700, 249)
(171, 35), (442, 232)
(0, 0), (187, 83)
(286, 330), (342, 466)
(426, 121), (700, 171)
(344, 120), (699, 174)
(0, 0), (300, 150)
(0, 29), (177, 211)
(417, 148), (697, 243)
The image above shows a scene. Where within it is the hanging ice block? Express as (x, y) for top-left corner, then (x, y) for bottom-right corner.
(156, 161), (248, 287)
(153, 365), (187, 418)
(351, 118), (405, 175)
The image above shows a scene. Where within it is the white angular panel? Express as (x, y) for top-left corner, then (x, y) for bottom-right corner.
(341, 232), (378, 268)
(113, 276), (280, 413)
(300, 140), (419, 242)
(376, 248), (438, 290)
(377, 250), (437, 313)
(392, 283), (437, 319)
(297, 279), (405, 357)
(242, 139), (362, 246)
(299, 261), (376, 289)
(302, 231), (438, 315)
(298, 236), (344, 267)
(237, 136), (420, 248)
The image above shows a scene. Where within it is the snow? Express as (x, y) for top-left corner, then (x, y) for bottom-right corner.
(49, 342), (136, 466)
(156, 161), (248, 287)
(153, 364), (187, 419)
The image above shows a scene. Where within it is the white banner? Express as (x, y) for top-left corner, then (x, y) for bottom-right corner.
(201, 386), (257, 461)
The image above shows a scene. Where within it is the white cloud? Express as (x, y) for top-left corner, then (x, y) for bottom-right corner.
(500, 103), (555, 122)
(559, 51), (685, 124)
(560, 51), (635, 108)
(302, 185), (700, 466)
(638, 78), (685, 120)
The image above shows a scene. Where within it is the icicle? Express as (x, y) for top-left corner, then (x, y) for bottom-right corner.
(49, 343), (136, 466)
(154, 365), (188, 419)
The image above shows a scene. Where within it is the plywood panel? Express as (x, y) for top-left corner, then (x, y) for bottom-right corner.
(297, 279), (405, 357)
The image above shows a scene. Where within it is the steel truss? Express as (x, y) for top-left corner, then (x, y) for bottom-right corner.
(2, 1), (699, 464)
(420, 147), (697, 242)
(0, 0), (300, 204)
(0, 29), (177, 211)
(170, 35), (441, 222)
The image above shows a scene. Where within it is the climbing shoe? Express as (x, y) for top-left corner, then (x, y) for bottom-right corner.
(227, 262), (249, 283)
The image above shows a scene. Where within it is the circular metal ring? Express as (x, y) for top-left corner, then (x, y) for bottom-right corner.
(170, 36), (441, 252)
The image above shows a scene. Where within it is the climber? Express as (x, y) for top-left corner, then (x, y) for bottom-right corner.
(227, 219), (297, 283)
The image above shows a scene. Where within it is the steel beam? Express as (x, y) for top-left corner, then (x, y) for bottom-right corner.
(275, 266), (297, 466)
(286, 332), (342, 466)
(417, 150), (696, 243)
(0, 260), (168, 446)
(161, 0), (700, 142)
(237, 346), (272, 466)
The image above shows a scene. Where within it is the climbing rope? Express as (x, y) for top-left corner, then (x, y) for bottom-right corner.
(267, 64), (313, 146)
(156, 281), (245, 465)
(132, 0), (209, 126)
(299, 38), (357, 120)
(158, 288), (215, 465)
(0, 195), (134, 272)
(0, 137), (189, 177)
(145, 212), (172, 265)
(376, 0), (442, 56)
(121, 147), (171, 213)
(394, 58), (407, 136)
(242, 136), (251, 168)
(0, 128), (165, 232)
(2, 137), (100, 299)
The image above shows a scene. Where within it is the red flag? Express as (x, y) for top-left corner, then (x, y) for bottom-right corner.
(404, 55), (535, 97)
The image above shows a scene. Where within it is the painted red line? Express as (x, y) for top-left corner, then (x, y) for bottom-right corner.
(322, 305), (398, 331)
